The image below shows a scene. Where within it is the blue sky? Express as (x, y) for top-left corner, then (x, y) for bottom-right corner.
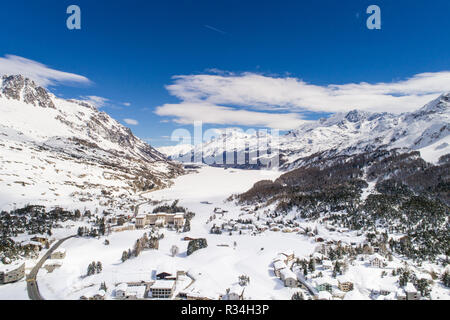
(0, 0), (449, 146)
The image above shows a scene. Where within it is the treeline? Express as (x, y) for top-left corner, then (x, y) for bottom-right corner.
(0, 205), (84, 262)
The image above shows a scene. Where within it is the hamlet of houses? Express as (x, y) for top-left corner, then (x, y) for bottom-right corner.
(269, 243), (426, 300)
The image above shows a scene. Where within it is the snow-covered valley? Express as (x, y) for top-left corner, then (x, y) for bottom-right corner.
(1, 166), (448, 300)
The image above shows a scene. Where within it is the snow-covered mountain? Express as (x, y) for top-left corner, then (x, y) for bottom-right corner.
(159, 93), (450, 168)
(0, 75), (183, 211)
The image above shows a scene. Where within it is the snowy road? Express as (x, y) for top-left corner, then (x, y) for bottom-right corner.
(27, 235), (75, 300)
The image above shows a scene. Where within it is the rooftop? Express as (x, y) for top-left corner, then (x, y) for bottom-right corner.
(151, 280), (175, 290)
(0, 261), (24, 273)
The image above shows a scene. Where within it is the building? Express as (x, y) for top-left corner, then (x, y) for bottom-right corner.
(314, 278), (337, 293)
(51, 248), (66, 260)
(404, 283), (420, 300)
(279, 269), (297, 288)
(337, 275), (354, 292)
(280, 250), (295, 263)
(0, 262), (25, 284)
(149, 280), (176, 299)
(124, 285), (147, 300)
(396, 288), (407, 300)
(222, 285), (245, 300)
(369, 254), (386, 268)
(43, 260), (62, 273)
(115, 283), (128, 299)
(111, 224), (135, 233)
(30, 236), (54, 247)
(135, 215), (146, 228)
(273, 261), (287, 277)
(22, 240), (43, 253)
(81, 290), (106, 300)
(135, 212), (185, 229)
(115, 283), (147, 300)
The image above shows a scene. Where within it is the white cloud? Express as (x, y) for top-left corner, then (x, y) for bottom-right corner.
(155, 102), (307, 130)
(123, 118), (139, 126)
(0, 54), (90, 87)
(80, 96), (110, 108)
(164, 71), (450, 115)
(123, 102), (131, 107)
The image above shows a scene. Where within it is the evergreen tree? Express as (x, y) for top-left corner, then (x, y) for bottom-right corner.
(121, 251), (128, 262)
(96, 261), (103, 273)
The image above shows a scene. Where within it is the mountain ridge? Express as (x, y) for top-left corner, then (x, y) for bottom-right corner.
(159, 92), (450, 168)
(0, 74), (183, 212)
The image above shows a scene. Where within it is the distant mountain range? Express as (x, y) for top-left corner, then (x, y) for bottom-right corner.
(0, 75), (183, 211)
(159, 93), (450, 169)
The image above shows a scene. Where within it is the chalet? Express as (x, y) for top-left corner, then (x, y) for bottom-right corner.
(149, 280), (176, 299)
(337, 275), (354, 292)
(115, 283), (128, 299)
(279, 269), (297, 288)
(43, 260), (62, 273)
(404, 283), (420, 300)
(0, 262), (25, 284)
(273, 261), (287, 277)
(314, 278), (337, 293)
(22, 240), (43, 253)
(31, 236), (49, 246)
(369, 254), (386, 268)
(51, 248), (66, 260)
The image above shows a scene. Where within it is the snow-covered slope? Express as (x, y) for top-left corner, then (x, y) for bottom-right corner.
(159, 93), (450, 168)
(0, 75), (183, 211)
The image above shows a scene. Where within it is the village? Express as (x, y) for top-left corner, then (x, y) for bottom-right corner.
(1, 167), (449, 300)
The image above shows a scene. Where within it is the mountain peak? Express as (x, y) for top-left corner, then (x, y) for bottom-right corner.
(344, 109), (370, 123)
(413, 92), (449, 116)
(0, 74), (55, 109)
